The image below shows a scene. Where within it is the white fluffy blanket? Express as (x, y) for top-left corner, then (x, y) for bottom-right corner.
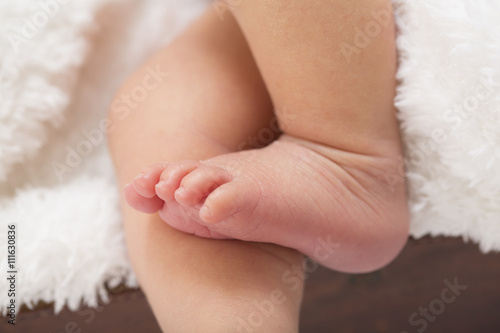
(0, 0), (208, 313)
(393, 0), (500, 251)
(0, 0), (499, 314)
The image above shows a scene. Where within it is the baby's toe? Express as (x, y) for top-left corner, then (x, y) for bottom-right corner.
(133, 162), (169, 198)
(199, 179), (254, 224)
(124, 183), (164, 213)
(175, 165), (232, 207)
(155, 161), (200, 201)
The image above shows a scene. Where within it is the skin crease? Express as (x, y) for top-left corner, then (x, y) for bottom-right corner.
(111, 0), (408, 331)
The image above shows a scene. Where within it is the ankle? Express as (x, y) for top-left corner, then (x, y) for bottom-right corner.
(280, 129), (401, 156)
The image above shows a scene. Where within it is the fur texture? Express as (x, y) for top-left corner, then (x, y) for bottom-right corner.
(393, 0), (500, 252)
(0, 0), (208, 314)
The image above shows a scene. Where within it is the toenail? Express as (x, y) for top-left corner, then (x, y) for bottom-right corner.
(155, 181), (168, 188)
(175, 186), (186, 195)
(135, 173), (145, 180)
(200, 205), (212, 218)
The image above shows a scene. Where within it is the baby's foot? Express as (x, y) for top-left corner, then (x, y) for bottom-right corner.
(125, 135), (409, 272)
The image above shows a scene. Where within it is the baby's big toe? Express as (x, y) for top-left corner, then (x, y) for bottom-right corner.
(174, 165), (232, 208)
(199, 179), (252, 225)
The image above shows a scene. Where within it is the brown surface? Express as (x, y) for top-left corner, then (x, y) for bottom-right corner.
(1, 287), (162, 333)
(300, 236), (500, 333)
(2, 236), (500, 333)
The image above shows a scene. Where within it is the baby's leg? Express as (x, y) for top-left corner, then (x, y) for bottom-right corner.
(231, 0), (401, 155)
(109, 9), (303, 332)
(131, 0), (409, 272)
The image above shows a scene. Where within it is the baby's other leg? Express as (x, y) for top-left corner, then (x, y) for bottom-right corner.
(231, 0), (400, 154)
(109, 8), (302, 332)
